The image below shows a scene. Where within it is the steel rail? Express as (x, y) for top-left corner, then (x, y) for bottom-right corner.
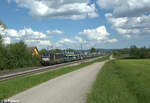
(0, 56), (102, 82)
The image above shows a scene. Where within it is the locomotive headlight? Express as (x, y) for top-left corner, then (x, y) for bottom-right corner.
(42, 58), (50, 61)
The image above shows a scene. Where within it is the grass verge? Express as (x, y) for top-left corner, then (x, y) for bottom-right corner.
(0, 66), (41, 75)
(87, 59), (150, 103)
(0, 56), (108, 100)
(113, 53), (130, 59)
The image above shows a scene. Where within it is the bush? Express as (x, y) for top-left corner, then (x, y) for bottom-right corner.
(0, 45), (9, 70)
(0, 38), (40, 70)
(0, 35), (9, 69)
(130, 45), (149, 59)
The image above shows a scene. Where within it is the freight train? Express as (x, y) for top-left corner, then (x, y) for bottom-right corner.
(41, 52), (102, 66)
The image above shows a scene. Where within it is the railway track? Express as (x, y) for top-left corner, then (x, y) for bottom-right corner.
(0, 57), (102, 82)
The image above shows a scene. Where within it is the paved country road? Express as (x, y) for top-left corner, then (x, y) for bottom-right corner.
(10, 61), (106, 103)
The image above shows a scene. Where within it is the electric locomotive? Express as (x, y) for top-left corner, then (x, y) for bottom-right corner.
(41, 52), (65, 66)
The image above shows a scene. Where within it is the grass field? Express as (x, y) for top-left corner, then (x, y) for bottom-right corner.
(87, 59), (150, 103)
(0, 56), (108, 100)
(113, 53), (130, 59)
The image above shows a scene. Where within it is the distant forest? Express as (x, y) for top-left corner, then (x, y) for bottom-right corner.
(113, 45), (150, 59)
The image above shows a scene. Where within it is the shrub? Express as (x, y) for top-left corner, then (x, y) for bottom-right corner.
(0, 38), (40, 70)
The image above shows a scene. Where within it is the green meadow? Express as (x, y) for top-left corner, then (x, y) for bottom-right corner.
(87, 59), (150, 103)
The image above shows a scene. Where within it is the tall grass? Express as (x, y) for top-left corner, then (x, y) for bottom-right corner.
(87, 59), (150, 103)
(87, 61), (137, 103)
(114, 59), (150, 103)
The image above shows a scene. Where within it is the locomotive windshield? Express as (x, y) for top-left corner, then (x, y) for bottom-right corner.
(42, 53), (51, 58)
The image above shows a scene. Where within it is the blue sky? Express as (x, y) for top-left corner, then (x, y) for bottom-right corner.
(0, 0), (150, 49)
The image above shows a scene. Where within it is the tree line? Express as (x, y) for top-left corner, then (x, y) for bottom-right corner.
(113, 45), (150, 59)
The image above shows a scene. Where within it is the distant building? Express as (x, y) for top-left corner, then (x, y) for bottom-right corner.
(27, 46), (39, 56)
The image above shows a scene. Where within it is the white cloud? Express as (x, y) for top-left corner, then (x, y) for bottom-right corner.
(106, 13), (150, 38)
(97, 0), (150, 17)
(107, 38), (118, 43)
(25, 40), (36, 43)
(46, 29), (64, 35)
(59, 38), (73, 44)
(54, 38), (74, 49)
(3, 37), (11, 44)
(54, 26), (118, 49)
(12, 0), (98, 20)
(75, 36), (85, 43)
(39, 40), (51, 46)
(6, 29), (19, 37)
(19, 28), (47, 38)
(0, 27), (46, 39)
(96, 0), (150, 39)
(79, 26), (109, 41)
(88, 12), (99, 18)
(8, 0), (11, 3)
(0, 25), (52, 49)
(79, 26), (117, 42)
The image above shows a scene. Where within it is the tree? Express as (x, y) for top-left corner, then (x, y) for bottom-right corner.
(39, 49), (49, 55)
(52, 49), (62, 53)
(0, 41), (8, 70)
(0, 19), (7, 45)
(66, 48), (74, 52)
(138, 47), (148, 58)
(122, 48), (129, 54)
(0, 19), (7, 29)
(0, 34), (2, 45)
(130, 45), (138, 57)
(90, 48), (96, 53)
(0, 20), (41, 70)
(130, 45), (148, 59)
(113, 50), (120, 56)
(7, 41), (28, 68)
(0, 41), (41, 70)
